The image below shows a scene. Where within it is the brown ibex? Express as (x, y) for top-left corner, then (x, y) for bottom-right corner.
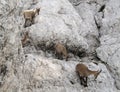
(23, 8), (40, 27)
(21, 31), (29, 47)
(54, 42), (68, 61)
(76, 63), (102, 87)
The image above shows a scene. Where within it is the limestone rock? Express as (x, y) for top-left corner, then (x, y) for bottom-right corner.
(96, 0), (120, 90)
(0, 0), (119, 92)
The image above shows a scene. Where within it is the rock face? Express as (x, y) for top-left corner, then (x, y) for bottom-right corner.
(96, 0), (120, 90)
(0, 0), (119, 92)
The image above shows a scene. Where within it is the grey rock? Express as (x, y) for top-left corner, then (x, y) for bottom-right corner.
(0, 0), (119, 92)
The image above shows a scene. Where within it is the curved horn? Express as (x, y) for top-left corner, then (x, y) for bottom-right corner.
(94, 69), (102, 80)
(99, 69), (102, 73)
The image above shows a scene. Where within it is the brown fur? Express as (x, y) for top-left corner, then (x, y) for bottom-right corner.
(54, 42), (68, 61)
(23, 8), (40, 27)
(21, 32), (29, 47)
(76, 63), (101, 87)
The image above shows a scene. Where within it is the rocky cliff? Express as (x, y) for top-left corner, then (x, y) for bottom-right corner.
(0, 0), (120, 92)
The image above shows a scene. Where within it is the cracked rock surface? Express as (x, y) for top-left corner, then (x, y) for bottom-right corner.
(0, 0), (120, 92)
